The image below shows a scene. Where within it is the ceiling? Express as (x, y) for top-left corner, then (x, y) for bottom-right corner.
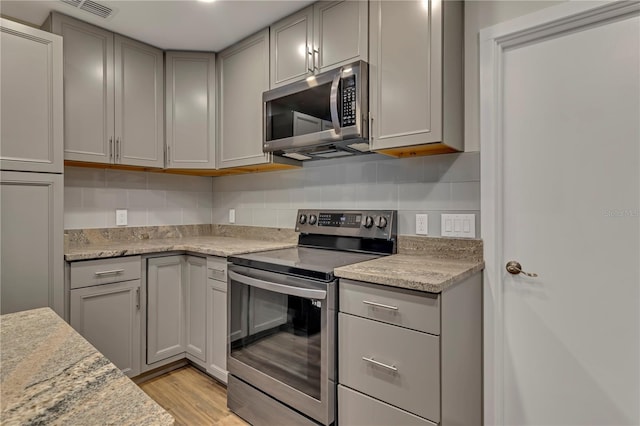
(0, 0), (314, 51)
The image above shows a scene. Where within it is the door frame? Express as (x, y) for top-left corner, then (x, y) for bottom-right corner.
(479, 1), (640, 424)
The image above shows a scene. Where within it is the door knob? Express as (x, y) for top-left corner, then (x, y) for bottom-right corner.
(506, 261), (538, 277)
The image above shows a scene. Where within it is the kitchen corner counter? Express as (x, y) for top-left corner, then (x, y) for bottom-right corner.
(0, 308), (173, 425)
(65, 236), (298, 261)
(334, 236), (484, 293)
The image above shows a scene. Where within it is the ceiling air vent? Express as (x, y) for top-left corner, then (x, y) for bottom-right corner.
(60, 0), (114, 19)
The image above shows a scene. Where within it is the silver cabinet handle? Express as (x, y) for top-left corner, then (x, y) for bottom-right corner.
(167, 145), (171, 164)
(307, 46), (314, 73)
(94, 269), (125, 276)
(228, 270), (326, 300)
(135, 288), (140, 309)
(209, 268), (225, 274)
(362, 356), (398, 372)
(506, 261), (538, 277)
(369, 112), (374, 141)
(109, 137), (113, 161)
(363, 300), (398, 310)
(313, 47), (319, 70)
(115, 137), (120, 162)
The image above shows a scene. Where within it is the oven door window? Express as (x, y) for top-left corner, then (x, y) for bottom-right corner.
(230, 280), (323, 400)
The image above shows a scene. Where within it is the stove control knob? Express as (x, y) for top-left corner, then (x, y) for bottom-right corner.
(308, 214), (318, 225)
(363, 216), (374, 228)
(376, 216), (388, 229)
(299, 214), (308, 225)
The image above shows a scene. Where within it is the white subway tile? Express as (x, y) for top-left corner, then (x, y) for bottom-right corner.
(64, 167), (105, 188)
(83, 188), (127, 209)
(277, 209), (298, 228)
(127, 189), (165, 209)
(439, 152), (480, 182)
(355, 183), (398, 209)
(264, 189), (291, 209)
(239, 191), (265, 209)
(148, 208), (182, 226)
(344, 160), (377, 184)
(125, 209), (148, 227)
(196, 192), (214, 209)
(450, 182), (481, 210)
(166, 191), (199, 209)
(398, 182), (451, 210)
(183, 207), (212, 225)
(64, 187), (82, 209)
(252, 209), (279, 227)
(212, 208), (229, 225)
(105, 169), (147, 189)
(65, 208), (106, 229)
(235, 209), (253, 226)
(321, 184), (357, 209)
(302, 186), (323, 209)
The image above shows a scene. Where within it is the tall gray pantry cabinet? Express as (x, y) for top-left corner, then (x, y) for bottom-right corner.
(0, 18), (64, 316)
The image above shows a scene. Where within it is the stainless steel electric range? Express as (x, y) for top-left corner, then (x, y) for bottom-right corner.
(226, 209), (397, 426)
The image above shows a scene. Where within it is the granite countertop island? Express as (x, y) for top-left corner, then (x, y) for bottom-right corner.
(0, 308), (173, 425)
(334, 236), (485, 293)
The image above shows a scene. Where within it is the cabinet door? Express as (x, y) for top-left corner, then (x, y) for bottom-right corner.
(206, 279), (228, 383)
(314, 1), (368, 73)
(369, 0), (443, 150)
(70, 280), (141, 377)
(0, 19), (63, 173)
(50, 13), (115, 164)
(270, 6), (313, 88)
(114, 35), (164, 168)
(185, 256), (207, 362)
(0, 171), (63, 316)
(147, 256), (185, 364)
(217, 29), (271, 168)
(165, 51), (216, 169)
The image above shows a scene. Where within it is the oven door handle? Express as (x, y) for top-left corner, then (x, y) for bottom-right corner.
(228, 270), (327, 300)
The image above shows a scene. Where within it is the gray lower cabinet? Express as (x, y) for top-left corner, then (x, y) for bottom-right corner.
(46, 12), (164, 168)
(70, 279), (141, 377)
(165, 51), (216, 169)
(185, 256), (207, 363)
(338, 274), (482, 426)
(206, 256), (228, 383)
(68, 256), (142, 378)
(0, 18), (63, 173)
(147, 255), (186, 364)
(0, 171), (63, 316)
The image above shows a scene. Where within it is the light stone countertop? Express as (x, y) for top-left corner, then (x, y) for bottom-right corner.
(65, 235), (298, 261)
(0, 308), (174, 425)
(334, 253), (484, 293)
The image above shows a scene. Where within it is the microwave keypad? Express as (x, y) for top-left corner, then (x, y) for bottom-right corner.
(341, 75), (357, 127)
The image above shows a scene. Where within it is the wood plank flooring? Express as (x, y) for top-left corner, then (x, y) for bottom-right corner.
(139, 366), (248, 426)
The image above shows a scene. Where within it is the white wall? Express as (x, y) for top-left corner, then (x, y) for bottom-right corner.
(64, 167), (213, 229)
(212, 152), (480, 236)
(464, 0), (565, 151)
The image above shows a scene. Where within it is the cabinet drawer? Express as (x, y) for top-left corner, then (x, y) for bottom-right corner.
(338, 385), (436, 426)
(339, 279), (440, 335)
(339, 313), (440, 422)
(70, 256), (141, 289)
(207, 256), (227, 282)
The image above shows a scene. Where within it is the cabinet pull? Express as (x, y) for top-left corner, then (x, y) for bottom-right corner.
(135, 288), (140, 309)
(362, 356), (398, 372)
(115, 137), (120, 162)
(109, 137), (113, 161)
(307, 46), (314, 73)
(313, 47), (319, 71)
(362, 300), (398, 310)
(167, 145), (171, 164)
(369, 112), (374, 141)
(94, 269), (125, 276)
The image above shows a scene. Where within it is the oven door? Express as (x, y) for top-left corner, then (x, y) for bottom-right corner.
(227, 265), (336, 425)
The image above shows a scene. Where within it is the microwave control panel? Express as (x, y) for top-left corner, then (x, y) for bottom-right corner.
(341, 75), (357, 127)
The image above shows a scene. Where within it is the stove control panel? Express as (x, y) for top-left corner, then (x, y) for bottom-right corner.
(295, 210), (397, 240)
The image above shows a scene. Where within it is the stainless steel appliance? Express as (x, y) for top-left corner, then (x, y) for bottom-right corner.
(263, 61), (369, 161)
(227, 209), (397, 426)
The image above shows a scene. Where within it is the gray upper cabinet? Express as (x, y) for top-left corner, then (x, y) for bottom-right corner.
(0, 171), (63, 316)
(217, 29), (271, 169)
(270, 1), (368, 88)
(0, 18), (63, 173)
(165, 52), (216, 169)
(369, 0), (463, 155)
(47, 13), (164, 167)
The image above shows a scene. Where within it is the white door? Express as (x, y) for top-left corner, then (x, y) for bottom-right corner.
(481, 3), (639, 425)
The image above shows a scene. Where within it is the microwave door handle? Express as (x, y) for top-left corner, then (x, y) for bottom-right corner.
(228, 270), (327, 300)
(330, 69), (342, 135)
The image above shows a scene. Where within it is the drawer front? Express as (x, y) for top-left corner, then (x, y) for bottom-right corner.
(338, 385), (437, 426)
(339, 279), (440, 335)
(339, 313), (440, 422)
(207, 256), (227, 282)
(70, 256), (142, 289)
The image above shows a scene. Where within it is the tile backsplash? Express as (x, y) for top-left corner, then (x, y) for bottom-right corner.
(64, 167), (213, 229)
(212, 152), (480, 236)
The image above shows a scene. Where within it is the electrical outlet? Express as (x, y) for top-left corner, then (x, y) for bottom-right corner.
(441, 214), (475, 238)
(116, 209), (127, 226)
(416, 214), (428, 235)
(229, 208), (236, 224)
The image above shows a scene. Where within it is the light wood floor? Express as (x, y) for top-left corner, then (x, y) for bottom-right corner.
(139, 366), (248, 426)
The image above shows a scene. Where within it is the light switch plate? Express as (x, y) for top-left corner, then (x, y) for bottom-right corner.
(416, 214), (428, 235)
(441, 214), (475, 238)
(229, 208), (236, 224)
(116, 209), (127, 226)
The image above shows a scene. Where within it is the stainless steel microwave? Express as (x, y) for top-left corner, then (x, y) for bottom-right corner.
(262, 61), (369, 161)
